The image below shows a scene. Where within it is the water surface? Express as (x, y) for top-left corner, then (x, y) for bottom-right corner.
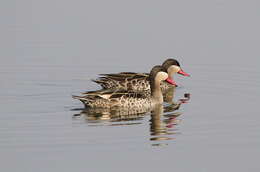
(1, 0), (260, 171)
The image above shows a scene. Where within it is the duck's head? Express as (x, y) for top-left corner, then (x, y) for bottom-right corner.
(162, 58), (190, 86)
(149, 65), (177, 87)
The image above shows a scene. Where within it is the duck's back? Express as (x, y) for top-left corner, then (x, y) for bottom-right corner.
(93, 72), (173, 91)
(93, 72), (150, 91)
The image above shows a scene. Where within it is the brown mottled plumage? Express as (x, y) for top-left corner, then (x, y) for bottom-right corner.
(92, 58), (187, 91)
(73, 89), (151, 109)
(73, 65), (175, 108)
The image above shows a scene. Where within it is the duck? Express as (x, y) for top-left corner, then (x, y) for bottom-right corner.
(92, 58), (190, 92)
(73, 65), (176, 109)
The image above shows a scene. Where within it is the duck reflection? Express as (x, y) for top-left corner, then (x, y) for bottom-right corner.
(73, 89), (190, 144)
(163, 87), (176, 104)
(74, 107), (148, 125)
(150, 103), (182, 143)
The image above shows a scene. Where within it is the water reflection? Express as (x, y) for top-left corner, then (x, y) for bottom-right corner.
(74, 107), (146, 125)
(73, 87), (190, 144)
(163, 87), (176, 104)
(150, 104), (182, 143)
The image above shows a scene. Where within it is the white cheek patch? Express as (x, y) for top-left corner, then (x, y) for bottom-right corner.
(168, 65), (181, 74)
(156, 71), (169, 81)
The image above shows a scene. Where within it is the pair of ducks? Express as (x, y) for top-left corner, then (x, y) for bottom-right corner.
(73, 58), (190, 109)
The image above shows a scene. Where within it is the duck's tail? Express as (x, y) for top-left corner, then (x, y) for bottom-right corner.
(72, 95), (92, 105)
(72, 95), (84, 100)
(91, 78), (113, 89)
(91, 79), (106, 84)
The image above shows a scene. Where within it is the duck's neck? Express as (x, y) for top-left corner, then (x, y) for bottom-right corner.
(167, 71), (175, 82)
(151, 79), (163, 104)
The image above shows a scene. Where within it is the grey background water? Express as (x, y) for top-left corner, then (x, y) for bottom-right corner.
(1, 0), (260, 171)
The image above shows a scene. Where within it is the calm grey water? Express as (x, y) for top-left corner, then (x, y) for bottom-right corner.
(1, 0), (260, 171)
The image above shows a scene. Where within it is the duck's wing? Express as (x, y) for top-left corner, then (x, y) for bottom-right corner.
(80, 89), (118, 98)
(73, 89), (150, 108)
(92, 73), (150, 90)
(73, 89), (117, 107)
(109, 90), (150, 99)
(81, 89), (149, 99)
(99, 72), (149, 79)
